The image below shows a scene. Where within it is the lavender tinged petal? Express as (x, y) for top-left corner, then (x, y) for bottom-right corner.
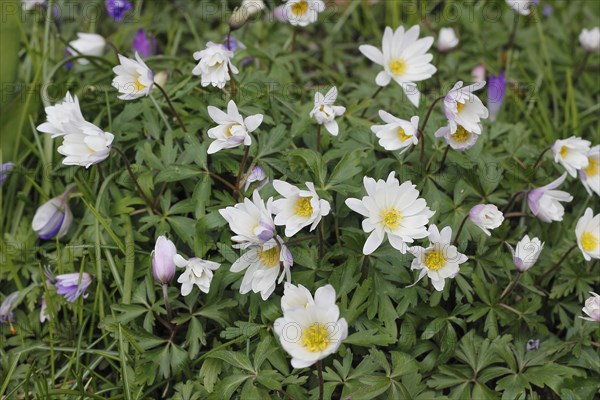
(488, 72), (506, 122)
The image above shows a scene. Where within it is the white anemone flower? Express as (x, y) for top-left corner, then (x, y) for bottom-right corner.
(345, 172), (435, 255)
(358, 25), (436, 107)
(206, 100), (263, 154)
(174, 254), (221, 295)
(434, 125), (479, 151)
(36, 91), (86, 138)
(57, 120), (114, 168)
(112, 52), (154, 100)
(437, 27), (459, 52)
(551, 136), (591, 178)
(443, 81), (488, 135)
(468, 204), (504, 236)
(272, 180), (331, 237)
(505, 0), (533, 15)
(371, 111), (419, 152)
(579, 27), (600, 52)
(309, 86), (345, 136)
(527, 173), (573, 223)
(280, 283), (338, 313)
(274, 284), (347, 368)
(68, 33), (106, 65)
(284, 0), (325, 27)
(580, 145), (600, 196)
(580, 292), (600, 322)
(219, 190), (276, 246)
(575, 208), (600, 261)
(192, 42), (239, 89)
(507, 235), (544, 272)
(408, 225), (467, 291)
(231, 237), (293, 300)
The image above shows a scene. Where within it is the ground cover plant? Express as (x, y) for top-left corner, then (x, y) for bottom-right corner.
(0, 0), (599, 399)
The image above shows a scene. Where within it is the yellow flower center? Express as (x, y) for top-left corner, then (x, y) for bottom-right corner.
(134, 75), (146, 92)
(456, 102), (465, 113)
(424, 250), (446, 271)
(295, 197), (313, 217)
(584, 157), (598, 177)
(389, 58), (407, 76)
(381, 208), (401, 230)
(291, 0), (308, 16)
(258, 246), (279, 268)
(452, 126), (470, 143)
(559, 146), (568, 158)
(302, 323), (331, 352)
(581, 232), (598, 252)
(397, 127), (411, 142)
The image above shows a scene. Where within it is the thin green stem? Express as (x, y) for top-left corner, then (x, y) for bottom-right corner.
(453, 213), (470, 246)
(532, 145), (551, 170)
(418, 96), (445, 163)
(111, 146), (159, 215)
(538, 244), (578, 284)
(316, 124), (322, 152)
(360, 86), (384, 118)
(316, 360), (324, 400)
(153, 82), (187, 132)
(162, 283), (173, 322)
(235, 146), (250, 197)
(498, 272), (522, 303)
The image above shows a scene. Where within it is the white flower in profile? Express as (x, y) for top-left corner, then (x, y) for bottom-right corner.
(468, 204), (504, 236)
(68, 33), (106, 64)
(36, 91), (86, 138)
(408, 225), (467, 291)
(243, 166), (269, 191)
(284, 0), (325, 27)
(309, 87), (345, 136)
(358, 25), (436, 107)
(579, 27), (600, 52)
(219, 190), (276, 246)
(274, 284), (347, 368)
(192, 42), (238, 89)
(56, 120), (114, 168)
(174, 254), (221, 295)
(551, 136), (591, 178)
(434, 125), (479, 151)
(206, 100), (263, 154)
(443, 81), (489, 135)
(345, 172), (435, 255)
(576, 208), (600, 261)
(231, 237), (293, 300)
(505, 0), (533, 16)
(580, 145), (599, 196)
(112, 52), (154, 100)
(507, 235), (544, 272)
(527, 173), (573, 223)
(437, 27), (459, 52)
(272, 180), (330, 237)
(580, 292), (600, 322)
(371, 111), (419, 152)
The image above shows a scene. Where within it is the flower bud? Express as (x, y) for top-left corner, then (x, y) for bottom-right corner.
(507, 235), (544, 272)
(133, 29), (157, 58)
(153, 71), (169, 87)
(468, 204), (504, 236)
(152, 236), (177, 284)
(32, 187), (74, 240)
(581, 292), (600, 322)
(229, 0), (266, 30)
(437, 27), (459, 52)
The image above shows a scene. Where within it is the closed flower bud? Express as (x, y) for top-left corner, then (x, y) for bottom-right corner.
(437, 27), (459, 52)
(152, 236), (177, 284)
(507, 235), (544, 272)
(468, 204), (504, 236)
(32, 187), (75, 240)
(229, 0), (266, 30)
(67, 33), (106, 65)
(527, 173), (573, 223)
(153, 71), (169, 88)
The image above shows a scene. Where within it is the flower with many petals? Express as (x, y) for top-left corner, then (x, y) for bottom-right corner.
(576, 208), (600, 261)
(281, 283), (315, 312)
(527, 173), (573, 223)
(175, 254), (221, 295)
(358, 25), (436, 107)
(437, 27), (459, 52)
(580, 145), (600, 196)
(434, 125), (479, 151)
(193, 42), (238, 89)
(309, 87), (345, 136)
(272, 180), (330, 237)
(219, 190), (276, 245)
(32, 187), (74, 240)
(443, 81), (488, 135)
(371, 111), (419, 152)
(206, 100), (263, 154)
(45, 267), (92, 302)
(580, 292), (600, 322)
(345, 172), (434, 255)
(112, 52), (154, 100)
(507, 235), (544, 272)
(552, 136), (591, 178)
(37, 91), (86, 138)
(468, 204), (504, 236)
(283, 0), (325, 27)
(579, 27), (600, 52)
(67, 33), (106, 65)
(57, 120), (114, 168)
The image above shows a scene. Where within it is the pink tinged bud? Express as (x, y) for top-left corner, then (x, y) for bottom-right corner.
(152, 236), (177, 284)
(472, 64), (486, 83)
(273, 5), (288, 22)
(468, 204), (504, 236)
(32, 190), (73, 240)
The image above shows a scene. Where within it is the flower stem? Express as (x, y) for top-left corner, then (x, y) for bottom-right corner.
(453, 213), (470, 246)
(111, 146), (159, 215)
(506, 13), (520, 52)
(504, 212), (529, 218)
(418, 95), (445, 163)
(498, 272), (522, 303)
(316, 124), (321, 152)
(291, 26), (298, 52)
(574, 52), (590, 84)
(205, 170), (237, 193)
(235, 146), (250, 197)
(537, 244), (578, 285)
(318, 222), (325, 261)
(360, 86), (384, 118)
(162, 283), (172, 322)
(153, 82), (188, 132)
(316, 360), (324, 400)
(532, 145), (552, 170)
(502, 189), (526, 213)
(425, 144), (449, 173)
(229, 76), (237, 99)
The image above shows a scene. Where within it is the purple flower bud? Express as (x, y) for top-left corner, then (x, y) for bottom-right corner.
(152, 236), (177, 284)
(133, 29), (157, 58)
(542, 4), (553, 17)
(0, 162), (14, 187)
(487, 71), (506, 122)
(0, 291), (19, 324)
(64, 48), (73, 71)
(244, 166), (268, 191)
(45, 267), (92, 302)
(32, 187), (74, 240)
(105, 0), (133, 22)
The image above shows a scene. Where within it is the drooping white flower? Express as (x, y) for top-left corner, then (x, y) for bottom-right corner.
(274, 284), (347, 368)
(551, 136), (591, 178)
(231, 237), (293, 300)
(206, 100), (263, 154)
(283, 0), (325, 27)
(437, 27), (459, 52)
(56, 120), (114, 168)
(579, 27), (600, 52)
(580, 292), (600, 322)
(527, 173), (573, 223)
(468, 204), (504, 236)
(505, 0), (533, 15)
(434, 125), (479, 151)
(152, 236), (177, 284)
(580, 145), (600, 196)
(272, 180), (330, 237)
(192, 42), (239, 89)
(309, 86), (345, 136)
(408, 225), (467, 291)
(443, 81), (489, 135)
(507, 235), (544, 272)
(219, 190), (276, 245)
(229, 0), (266, 30)
(0, 292), (19, 324)
(112, 52), (154, 100)
(68, 33), (106, 65)
(36, 91), (86, 138)
(345, 172), (435, 255)
(244, 166), (269, 191)
(575, 208), (600, 261)
(371, 111), (419, 152)
(174, 254), (221, 295)
(358, 25), (436, 107)
(32, 187), (74, 240)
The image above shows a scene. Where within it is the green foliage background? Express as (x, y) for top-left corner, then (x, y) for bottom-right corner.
(1, 0), (599, 399)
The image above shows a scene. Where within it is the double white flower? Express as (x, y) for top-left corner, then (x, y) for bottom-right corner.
(193, 42), (238, 89)
(272, 180), (330, 237)
(576, 208), (599, 261)
(112, 52), (154, 100)
(551, 136), (591, 178)
(175, 254), (221, 295)
(359, 25), (436, 107)
(219, 190), (276, 245)
(371, 111), (419, 152)
(206, 100), (263, 154)
(345, 172), (434, 254)
(527, 173), (573, 223)
(309, 87), (345, 136)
